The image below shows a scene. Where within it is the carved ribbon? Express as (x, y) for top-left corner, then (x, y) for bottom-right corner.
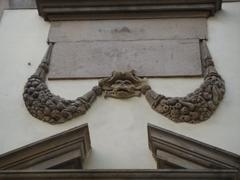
(23, 41), (225, 124)
(23, 43), (102, 124)
(143, 41), (225, 123)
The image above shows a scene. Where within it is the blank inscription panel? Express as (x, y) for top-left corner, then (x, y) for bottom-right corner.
(48, 19), (206, 79)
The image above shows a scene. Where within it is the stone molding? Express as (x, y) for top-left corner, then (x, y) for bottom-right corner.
(148, 123), (240, 170)
(36, 0), (222, 21)
(0, 169), (239, 180)
(0, 124), (91, 170)
(48, 19), (207, 43)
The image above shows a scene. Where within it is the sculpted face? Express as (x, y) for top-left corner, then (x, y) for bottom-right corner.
(99, 71), (147, 99)
(108, 79), (140, 98)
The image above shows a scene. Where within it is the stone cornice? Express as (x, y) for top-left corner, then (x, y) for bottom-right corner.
(0, 169), (238, 180)
(0, 124), (91, 170)
(36, 0), (222, 21)
(148, 123), (240, 170)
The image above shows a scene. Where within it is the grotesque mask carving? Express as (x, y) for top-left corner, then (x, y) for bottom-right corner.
(99, 71), (148, 99)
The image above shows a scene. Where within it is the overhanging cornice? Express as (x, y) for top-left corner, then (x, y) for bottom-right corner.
(36, 0), (222, 21)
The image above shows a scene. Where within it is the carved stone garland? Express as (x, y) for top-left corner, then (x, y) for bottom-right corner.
(23, 43), (102, 124)
(23, 41), (225, 124)
(143, 41), (225, 123)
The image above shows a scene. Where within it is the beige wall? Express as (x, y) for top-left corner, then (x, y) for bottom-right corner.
(0, 3), (240, 169)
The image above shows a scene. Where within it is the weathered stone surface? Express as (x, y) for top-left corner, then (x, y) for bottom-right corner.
(144, 41), (225, 123)
(0, 124), (90, 170)
(48, 39), (202, 79)
(0, 0), (36, 17)
(24, 42), (225, 124)
(48, 19), (207, 42)
(23, 44), (102, 124)
(9, 0), (36, 9)
(36, 0), (222, 21)
(99, 70), (149, 99)
(48, 19), (206, 79)
(148, 124), (240, 169)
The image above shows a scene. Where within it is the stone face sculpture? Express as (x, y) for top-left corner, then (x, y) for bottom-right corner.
(23, 44), (102, 124)
(99, 70), (148, 99)
(143, 41), (225, 123)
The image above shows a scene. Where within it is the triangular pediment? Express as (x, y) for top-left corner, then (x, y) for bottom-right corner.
(148, 123), (240, 170)
(0, 124), (91, 170)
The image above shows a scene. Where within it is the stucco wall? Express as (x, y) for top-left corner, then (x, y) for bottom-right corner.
(0, 3), (240, 169)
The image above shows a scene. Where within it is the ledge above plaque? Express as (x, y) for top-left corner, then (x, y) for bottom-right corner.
(48, 19), (207, 43)
(36, 0), (222, 21)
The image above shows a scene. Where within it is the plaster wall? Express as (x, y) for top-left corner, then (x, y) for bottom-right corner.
(0, 3), (239, 169)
